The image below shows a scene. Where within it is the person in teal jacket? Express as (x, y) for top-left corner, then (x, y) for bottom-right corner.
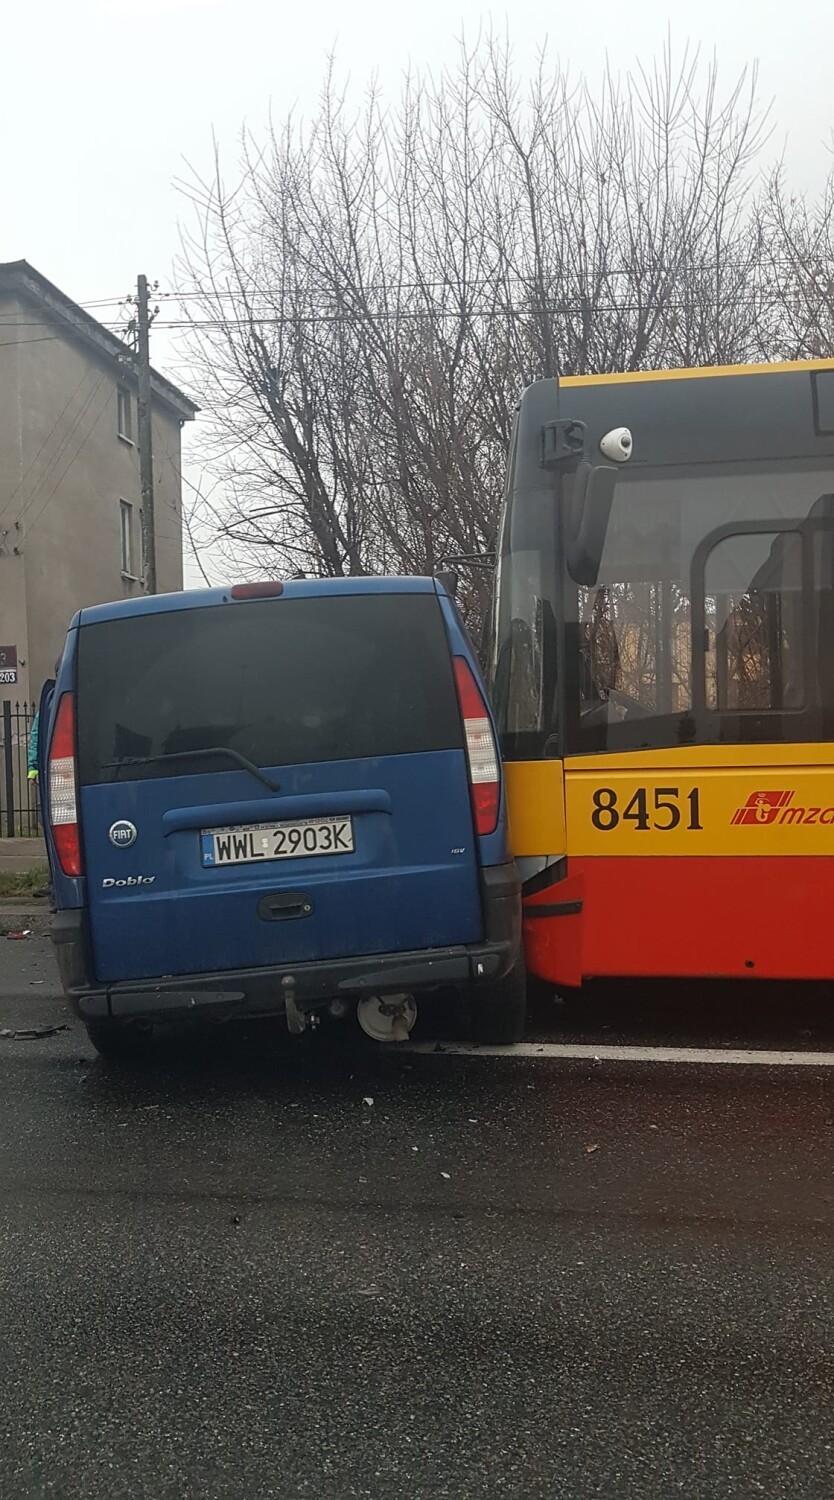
(29, 661), (60, 787)
(27, 710), (39, 782)
(26, 705), (51, 899)
(27, 711), (39, 786)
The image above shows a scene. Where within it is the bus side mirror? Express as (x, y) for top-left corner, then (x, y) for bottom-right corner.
(564, 462), (618, 586)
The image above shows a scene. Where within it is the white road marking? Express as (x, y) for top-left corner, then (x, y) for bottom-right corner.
(405, 1041), (834, 1067)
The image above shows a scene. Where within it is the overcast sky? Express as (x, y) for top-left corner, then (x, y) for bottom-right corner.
(5, 0), (832, 309)
(3, 0), (833, 579)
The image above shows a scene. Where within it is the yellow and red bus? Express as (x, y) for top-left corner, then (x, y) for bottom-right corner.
(490, 361), (834, 985)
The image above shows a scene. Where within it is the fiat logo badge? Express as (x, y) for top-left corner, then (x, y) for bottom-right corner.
(109, 820), (138, 849)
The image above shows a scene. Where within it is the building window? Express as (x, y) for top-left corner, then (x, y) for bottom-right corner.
(120, 499), (136, 578)
(117, 387), (133, 443)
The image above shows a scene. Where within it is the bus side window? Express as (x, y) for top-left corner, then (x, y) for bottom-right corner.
(701, 530), (804, 712)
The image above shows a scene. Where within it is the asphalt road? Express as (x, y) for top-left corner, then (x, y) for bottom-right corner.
(1, 922), (834, 1498)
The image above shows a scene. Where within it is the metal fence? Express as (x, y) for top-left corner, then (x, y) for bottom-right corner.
(0, 700), (40, 838)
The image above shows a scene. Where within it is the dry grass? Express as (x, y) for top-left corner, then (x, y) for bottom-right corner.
(0, 867), (49, 898)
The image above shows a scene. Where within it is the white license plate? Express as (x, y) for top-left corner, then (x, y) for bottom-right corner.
(201, 816), (354, 868)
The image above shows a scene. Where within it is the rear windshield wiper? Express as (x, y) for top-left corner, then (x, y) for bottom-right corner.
(104, 748), (280, 792)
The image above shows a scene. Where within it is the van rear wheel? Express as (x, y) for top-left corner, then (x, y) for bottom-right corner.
(471, 957), (527, 1045)
(85, 1020), (154, 1063)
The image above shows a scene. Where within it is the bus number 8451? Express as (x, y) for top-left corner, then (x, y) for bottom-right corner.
(591, 787), (703, 832)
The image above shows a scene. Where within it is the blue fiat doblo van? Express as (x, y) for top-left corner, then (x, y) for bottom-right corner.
(43, 577), (524, 1058)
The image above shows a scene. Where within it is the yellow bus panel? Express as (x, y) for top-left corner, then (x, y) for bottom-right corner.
(564, 743), (834, 857)
(504, 760), (566, 857)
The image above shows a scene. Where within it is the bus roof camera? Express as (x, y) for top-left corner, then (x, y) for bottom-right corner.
(599, 427), (633, 463)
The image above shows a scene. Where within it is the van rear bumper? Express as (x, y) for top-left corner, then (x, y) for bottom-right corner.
(53, 862), (521, 1024)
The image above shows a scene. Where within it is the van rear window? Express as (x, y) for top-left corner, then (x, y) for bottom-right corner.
(76, 593), (463, 785)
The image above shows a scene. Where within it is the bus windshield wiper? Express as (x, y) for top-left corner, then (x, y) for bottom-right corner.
(104, 748), (280, 792)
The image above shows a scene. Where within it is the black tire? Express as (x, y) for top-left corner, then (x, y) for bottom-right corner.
(471, 956), (527, 1045)
(85, 1020), (154, 1063)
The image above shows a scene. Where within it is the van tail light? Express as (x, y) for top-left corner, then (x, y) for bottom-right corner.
(453, 657), (501, 837)
(48, 693), (83, 877)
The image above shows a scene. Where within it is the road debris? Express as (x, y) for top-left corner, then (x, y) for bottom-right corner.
(586, 1143), (600, 1155)
(0, 1024), (68, 1040)
(362, 1096), (374, 1107)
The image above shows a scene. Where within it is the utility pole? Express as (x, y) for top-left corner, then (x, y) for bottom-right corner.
(136, 274), (156, 594)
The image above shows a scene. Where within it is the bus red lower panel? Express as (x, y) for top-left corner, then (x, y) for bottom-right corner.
(523, 857), (834, 985)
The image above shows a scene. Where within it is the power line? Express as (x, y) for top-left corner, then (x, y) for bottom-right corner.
(101, 295), (834, 330)
(2, 262), (833, 325)
(0, 336), (59, 349)
(0, 366), (107, 527)
(160, 255), (832, 299)
(77, 297), (133, 308)
(0, 298), (803, 333)
(20, 383), (113, 542)
(2, 294), (826, 330)
(1, 294), (832, 338)
(1, 250), (830, 329)
(16, 373), (111, 529)
(2, 254), (826, 317)
(8, 372), (111, 537)
(0, 317), (133, 330)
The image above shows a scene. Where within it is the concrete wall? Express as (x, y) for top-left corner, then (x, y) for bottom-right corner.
(0, 302), (186, 702)
(0, 297), (30, 700)
(150, 406), (186, 598)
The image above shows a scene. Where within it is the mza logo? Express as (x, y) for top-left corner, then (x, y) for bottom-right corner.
(731, 790), (834, 826)
(730, 791), (793, 825)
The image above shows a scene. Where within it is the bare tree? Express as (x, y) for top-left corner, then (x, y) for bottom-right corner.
(176, 39), (829, 625)
(751, 162), (834, 360)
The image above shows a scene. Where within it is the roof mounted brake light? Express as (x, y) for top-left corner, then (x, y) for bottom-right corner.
(230, 581), (284, 600)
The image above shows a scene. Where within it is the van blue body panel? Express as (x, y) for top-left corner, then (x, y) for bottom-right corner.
(46, 577), (520, 1018)
(82, 748), (482, 984)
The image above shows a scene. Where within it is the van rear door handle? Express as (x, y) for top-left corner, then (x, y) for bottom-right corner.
(257, 892), (314, 922)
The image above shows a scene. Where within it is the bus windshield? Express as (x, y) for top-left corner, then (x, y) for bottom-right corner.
(567, 459), (834, 753)
(492, 455), (834, 757)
